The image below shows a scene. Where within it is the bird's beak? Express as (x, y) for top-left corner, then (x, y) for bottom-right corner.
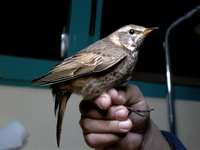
(143, 27), (159, 36)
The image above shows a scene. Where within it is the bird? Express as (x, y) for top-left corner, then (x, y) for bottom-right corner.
(32, 24), (157, 147)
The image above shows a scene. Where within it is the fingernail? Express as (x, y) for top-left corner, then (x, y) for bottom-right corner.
(115, 109), (128, 119)
(118, 120), (132, 132)
(98, 97), (107, 110)
(96, 94), (111, 110)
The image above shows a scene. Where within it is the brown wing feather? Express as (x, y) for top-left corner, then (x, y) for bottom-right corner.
(33, 41), (127, 85)
(55, 91), (71, 147)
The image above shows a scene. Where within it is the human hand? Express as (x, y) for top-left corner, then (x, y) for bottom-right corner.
(79, 85), (151, 150)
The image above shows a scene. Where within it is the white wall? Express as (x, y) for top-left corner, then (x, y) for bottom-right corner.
(0, 85), (90, 150)
(0, 85), (199, 150)
(147, 97), (200, 150)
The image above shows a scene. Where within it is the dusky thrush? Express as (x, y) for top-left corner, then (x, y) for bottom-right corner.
(33, 24), (157, 147)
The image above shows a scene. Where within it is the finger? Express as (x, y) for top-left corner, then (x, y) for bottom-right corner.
(108, 89), (126, 105)
(84, 105), (129, 121)
(79, 118), (132, 134)
(108, 105), (128, 120)
(108, 85), (144, 106)
(107, 88), (118, 100)
(95, 93), (112, 110)
(84, 133), (120, 149)
(115, 85), (150, 133)
(128, 100), (150, 133)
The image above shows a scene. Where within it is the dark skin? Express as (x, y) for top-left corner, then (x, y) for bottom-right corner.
(79, 85), (171, 150)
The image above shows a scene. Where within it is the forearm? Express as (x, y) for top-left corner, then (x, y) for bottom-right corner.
(141, 120), (171, 150)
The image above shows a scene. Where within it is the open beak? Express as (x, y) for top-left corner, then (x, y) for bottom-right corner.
(143, 27), (159, 36)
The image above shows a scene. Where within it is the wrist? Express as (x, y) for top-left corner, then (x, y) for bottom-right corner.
(141, 120), (171, 150)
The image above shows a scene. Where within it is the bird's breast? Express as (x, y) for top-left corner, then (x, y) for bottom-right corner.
(81, 55), (136, 100)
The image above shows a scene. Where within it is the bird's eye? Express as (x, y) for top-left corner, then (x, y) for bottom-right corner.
(129, 29), (135, 35)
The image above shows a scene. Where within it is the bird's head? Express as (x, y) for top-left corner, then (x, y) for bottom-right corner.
(109, 24), (158, 54)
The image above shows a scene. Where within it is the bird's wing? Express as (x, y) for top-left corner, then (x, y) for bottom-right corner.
(33, 49), (127, 85)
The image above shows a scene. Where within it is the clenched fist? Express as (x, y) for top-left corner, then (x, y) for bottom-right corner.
(79, 85), (171, 150)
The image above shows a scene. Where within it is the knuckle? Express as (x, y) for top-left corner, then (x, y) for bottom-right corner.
(128, 85), (143, 96)
(85, 134), (97, 148)
(117, 105), (128, 110)
(79, 118), (90, 132)
(108, 88), (118, 98)
(110, 105), (125, 112)
(128, 84), (139, 91)
(115, 91), (126, 104)
(109, 105), (128, 118)
(95, 93), (112, 110)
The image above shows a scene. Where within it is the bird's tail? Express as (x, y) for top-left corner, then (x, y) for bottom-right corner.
(52, 88), (71, 147)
